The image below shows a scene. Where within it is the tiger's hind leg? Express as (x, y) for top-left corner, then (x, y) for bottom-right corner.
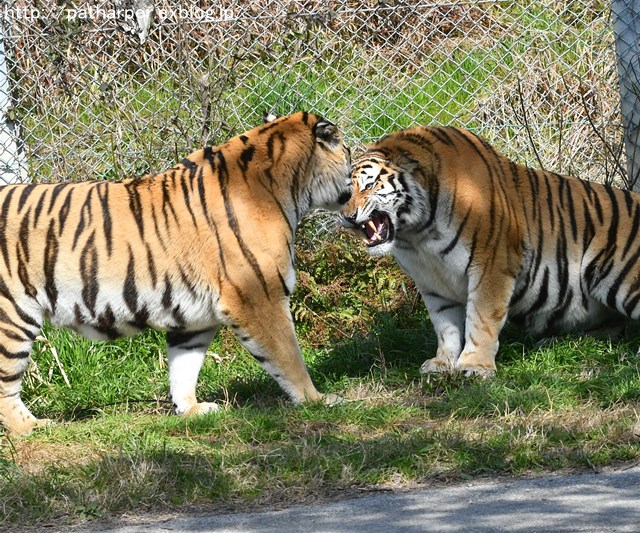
(167, 328), (220, 416)
(229, 299), (340, 406)
(0, 303), (47, 435)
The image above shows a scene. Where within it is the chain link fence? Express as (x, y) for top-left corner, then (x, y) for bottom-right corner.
(0, 1), (626, 187)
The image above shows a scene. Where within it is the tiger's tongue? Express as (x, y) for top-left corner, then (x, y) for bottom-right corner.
(365, 218), (385, 242)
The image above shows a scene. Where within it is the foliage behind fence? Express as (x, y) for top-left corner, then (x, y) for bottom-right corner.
(0, 1), (624, 185)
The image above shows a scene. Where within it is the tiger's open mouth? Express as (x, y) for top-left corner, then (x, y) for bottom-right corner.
(360, 211), (394, 247)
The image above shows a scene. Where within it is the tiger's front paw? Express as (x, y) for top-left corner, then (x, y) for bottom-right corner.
(2, 415), (54, 436)
(16, 418), (54, 436)
(420, 356), (455, 374)
(178, 402), (220, 417)
(455, 351), (496, 378)
(420, 346), (459, 374)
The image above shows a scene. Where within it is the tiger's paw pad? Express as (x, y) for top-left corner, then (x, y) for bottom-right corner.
(181, 402), (220, 416)
(420, 357), (455, 374)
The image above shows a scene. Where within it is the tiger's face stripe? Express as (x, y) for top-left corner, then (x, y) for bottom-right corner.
(0, 111), (351, 435)
(342, 125), (640, 377)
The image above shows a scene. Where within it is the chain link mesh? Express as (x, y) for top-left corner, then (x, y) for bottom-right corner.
(0, 1), (623, 185)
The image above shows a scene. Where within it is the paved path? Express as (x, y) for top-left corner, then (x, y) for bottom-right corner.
(81, 465), (640, 532)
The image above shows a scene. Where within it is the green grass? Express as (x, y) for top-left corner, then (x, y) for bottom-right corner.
(1, 234), (639, 528)
(3, 233), (640, 526)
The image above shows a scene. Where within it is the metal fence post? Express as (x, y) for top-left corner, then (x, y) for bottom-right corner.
(613, 0), (640, 191)
(0, 21), (26, 184)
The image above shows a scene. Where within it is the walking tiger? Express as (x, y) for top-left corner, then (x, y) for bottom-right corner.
(0, 112), (351, 434)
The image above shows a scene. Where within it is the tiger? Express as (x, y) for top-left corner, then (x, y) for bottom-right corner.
(341, 125), (640, 377)
(0, 111), (352, 435)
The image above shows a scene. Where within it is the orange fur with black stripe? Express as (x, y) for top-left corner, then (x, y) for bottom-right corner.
(341, 126), (640, 376)
(0, 112), (351, 435)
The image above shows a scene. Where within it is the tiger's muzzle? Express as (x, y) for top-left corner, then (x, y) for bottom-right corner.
(341, 209), (395, 249)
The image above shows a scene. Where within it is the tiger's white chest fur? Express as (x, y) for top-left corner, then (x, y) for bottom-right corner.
(394, 227), (470, 304)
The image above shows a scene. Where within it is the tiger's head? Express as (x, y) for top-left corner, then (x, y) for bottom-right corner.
(340, 148), (427, 255)
(309, 117), (353, 211)
(262, 112), (352, 212)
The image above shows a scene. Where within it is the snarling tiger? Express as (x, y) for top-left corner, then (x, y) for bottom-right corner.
(341, 126), (640, 377)
(0, 112), (351, 435)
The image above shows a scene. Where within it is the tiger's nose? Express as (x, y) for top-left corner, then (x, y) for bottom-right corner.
(337, 190), (351, 205)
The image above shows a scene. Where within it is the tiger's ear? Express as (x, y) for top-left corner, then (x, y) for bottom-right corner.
(263, 111), (278, 123)
(313, 119), (342, 151)
(391, 151), (419, 173)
